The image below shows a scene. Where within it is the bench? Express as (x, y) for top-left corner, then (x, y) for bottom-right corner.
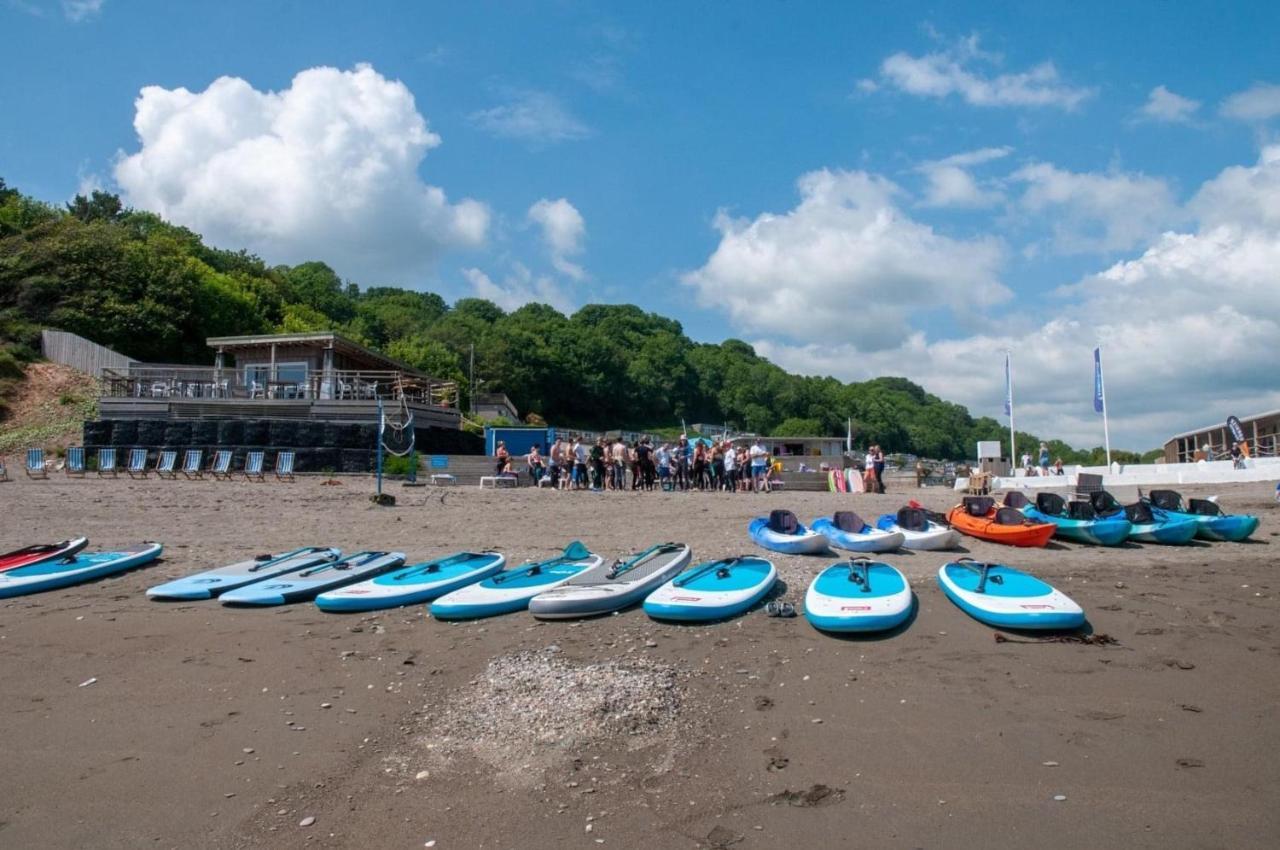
(430, 473), (457, 485)
(479, 475), (518, 489)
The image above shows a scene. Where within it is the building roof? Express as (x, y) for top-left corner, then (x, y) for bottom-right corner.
(205, 331), (424, 377)
(1164, 408), (1280, 443)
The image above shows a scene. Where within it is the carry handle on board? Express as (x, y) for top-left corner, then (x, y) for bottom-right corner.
(491, 541), (590, 585)
(607, 542), (682, 580)
(299, 551), (387, 578)
(392, 551), (489, 581)
(249, 546), (335, 573)
(847, 557), (874, 593)
(953, 557), (1003, 594)
(674, 556), (741, 588)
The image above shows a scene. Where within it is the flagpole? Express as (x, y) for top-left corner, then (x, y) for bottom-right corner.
(1006, 351), (1016, 471)
(1097, 348), (1112, 467)
(846, 417), (851, 453)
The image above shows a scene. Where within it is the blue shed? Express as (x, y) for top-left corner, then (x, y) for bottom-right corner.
(485, 426), (556, 457)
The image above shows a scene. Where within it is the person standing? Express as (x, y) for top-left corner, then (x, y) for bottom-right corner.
(637, 438), (654, 490)
(873, 445), (886, 494)
(722, 441), (737, 492)
(527, 443), (545, 485)
(590, 438), (606, 490)
(494, 440), (509, 476)
(1038, 442), (1050, 475)
(749, 438), (767, 492)
(656, 442), (672, 490)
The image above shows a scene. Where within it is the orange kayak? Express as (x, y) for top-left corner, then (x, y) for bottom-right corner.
(946, 497), (1056, 548)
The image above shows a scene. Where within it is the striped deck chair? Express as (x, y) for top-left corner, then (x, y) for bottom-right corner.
(210, 450), (233, 480)
(0, 457), (8, 481)
(65, 446), (86, 477)
(26, 448), (48, 479)
(97, 447), (118, 477)
(181, 449), (204, 479)
(126, 448), (149, 478)
(155, 450), (178, 479)
(274, 450), (296, 482)
(244, 450), (265, 482)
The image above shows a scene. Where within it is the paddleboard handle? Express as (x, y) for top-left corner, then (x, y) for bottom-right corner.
(674, 556), (740, 588)
(607, 542), (682, 580)
(847, 557), (873, 593)
(954, 557), (1003, 594)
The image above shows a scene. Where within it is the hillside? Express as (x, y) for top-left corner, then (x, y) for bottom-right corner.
(0, 361), (98, 458)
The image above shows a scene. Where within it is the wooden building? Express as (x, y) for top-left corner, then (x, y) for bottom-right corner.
(1163, 409), (1280, 462)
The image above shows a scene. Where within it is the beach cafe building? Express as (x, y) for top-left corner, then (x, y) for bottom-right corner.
(1163, 409), (1280, 462)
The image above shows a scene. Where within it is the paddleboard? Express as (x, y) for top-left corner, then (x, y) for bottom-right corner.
(219, 551), (406, 606)
(315, 551), (505, 612)
(643, 556), (777, 622)
(528, 542), (692, 619)
(0, 537), (89, 572)
(937, 559), (1084, 630)
(804, 558), (913, 633)
(846, 468), (864, 493)
(835, 468), (847, 492)
(147, 547), (342, 600)
(827, 471), (837, 492)
(0, 543), (163, 598)
(430, 542), (605, 620)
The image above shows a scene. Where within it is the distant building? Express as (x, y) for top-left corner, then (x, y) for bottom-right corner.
(473, 392), (519, 421)
(1164, 409), (1280, 462)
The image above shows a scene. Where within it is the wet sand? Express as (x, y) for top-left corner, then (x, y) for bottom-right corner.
(0, 475), (1277, 849)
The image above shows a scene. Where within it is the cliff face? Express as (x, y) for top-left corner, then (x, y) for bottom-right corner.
(0, 361), (98, 457)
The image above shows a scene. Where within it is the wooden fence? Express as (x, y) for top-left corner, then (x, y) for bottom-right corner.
(40, 330), (135, 377)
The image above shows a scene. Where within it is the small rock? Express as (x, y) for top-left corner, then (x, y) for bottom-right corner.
(811, 718), (823, 724)
(299, 816), (316, 827)
(243, 748), (255, 754)
(424, 842), (436, 848)
(415, 770), (430, 780)
(78, 677), (97, 688)
(320, 703), (332, 709)
(1042, 761), (1060, 767)
(1053, 795), (1067, 802)
(644, 641), (657, 648)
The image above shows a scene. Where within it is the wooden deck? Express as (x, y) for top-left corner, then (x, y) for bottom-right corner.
(98, 397), (462, 429)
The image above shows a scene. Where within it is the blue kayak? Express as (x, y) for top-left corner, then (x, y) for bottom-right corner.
(1005, 492), (1131, 546)
(1147, 490), (1259, 541)
(937, 559), (1085, 630)
(1087, 491), (1198, 544)
(811, 513), (905, 553)
(0, 543), (163, 598)
(316, 551), (505, 612)
(644, 556), (777, 622)
(804, 558), (913, 633)
(219, 551), (406, 606)
(748, 511), (828, 555)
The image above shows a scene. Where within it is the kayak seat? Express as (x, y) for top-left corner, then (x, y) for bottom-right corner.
(896, 506), (929, 532)
(1148, 489), (1183, 512)
(1188, 498), (1223, 517)
(1036, 492), (1066, 516)
(1090, 490), (1124, 516)
(994, 507), (1027, 526)
(1003, 491), (1030, 509)
(1066, 500), (1096, 520)
(768, 509), (799, 535)
(963, 496), (995, 517)
(832, 511), (867, 534)
(1124, 502), (1155, 524)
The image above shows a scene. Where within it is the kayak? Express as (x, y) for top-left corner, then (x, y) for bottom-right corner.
(937, 559), (1084, 630)
(315, 551), (505, 612)
(1089, 492), (1199, 544)
(946, 497), (1056, 548)
(812, 512), (904, 553)
(1005, 492), (1131, 546)
(804, 558), (913, 633)
(430, 541), (604, 620)
(1147, 490), (1260, 542)
(644, 556), (777, 622)
(0, 543), (163, 598)
(748, 510), (828, 555)
(875, 506), (960, 550)
(0, 537), (89, 572)
(528, 542), (692, 619)
(219, 551), (406, 606)
(146, 547), (342, 600)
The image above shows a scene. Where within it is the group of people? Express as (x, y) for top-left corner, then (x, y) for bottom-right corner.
(862, 445), (886, 493)
(1020, 442), (1066, 477)
(494, 435), (780, 492)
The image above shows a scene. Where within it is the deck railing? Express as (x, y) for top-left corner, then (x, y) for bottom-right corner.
(100, 366), (458, 407)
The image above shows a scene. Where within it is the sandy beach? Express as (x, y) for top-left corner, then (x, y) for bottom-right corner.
(0, 475), (1277, 849)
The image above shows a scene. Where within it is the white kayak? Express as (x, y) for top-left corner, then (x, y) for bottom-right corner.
(528, 542), (692, 619)
(0, 543), (163, 598)
(812, 513), (905, 553)
(430, 541), (605, 620)
(147, 547), (342, 600)
(316, 551), (505, 612)
(875, 506), (961, 551)
(748, 511), (829, 555)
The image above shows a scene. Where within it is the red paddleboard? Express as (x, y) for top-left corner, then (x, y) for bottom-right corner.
(0, 537), (89, 572)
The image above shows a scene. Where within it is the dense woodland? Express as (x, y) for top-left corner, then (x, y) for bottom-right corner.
(0, 178), (1157, 463)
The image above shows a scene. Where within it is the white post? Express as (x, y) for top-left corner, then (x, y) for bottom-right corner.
(846, 417), (852, 453)
(1097, 347), (1112, 467)
(1007, 353), (1017, 470)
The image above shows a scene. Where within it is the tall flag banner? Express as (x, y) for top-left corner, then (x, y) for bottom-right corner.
(1094, 347), (1111, 467)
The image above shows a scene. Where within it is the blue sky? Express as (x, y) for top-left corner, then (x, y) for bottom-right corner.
(4, 0), (1280, 449)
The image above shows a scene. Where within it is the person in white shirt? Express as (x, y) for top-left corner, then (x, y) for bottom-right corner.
(749, 440), (767, 492)
(572, 438), (589, 490)
(722, 441), (737, 491)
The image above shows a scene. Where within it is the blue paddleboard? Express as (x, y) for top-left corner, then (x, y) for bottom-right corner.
(147, 547), (342, 600)
(644, 556), (777, 622)
(219, 551), (405, 606)
(315, 551), (505, 612)
(937, 559), (1084, 630)
(804, 558), (913, 633)
(0, 543), (163, 598)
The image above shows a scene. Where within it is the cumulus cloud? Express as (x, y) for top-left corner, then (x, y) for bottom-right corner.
(113, 64), (488, 284)
(752, 147), (1280, 448)
(527, 198), (586, 280)
(683, 168), (1008, 350)
(62, 0), (103, 22)
(916, 146), (1012, 208)
(1012, 162), (1183, 254)
(1137, 85), (1200, 123)
(871, 36), (1094, 110)
(1220, 82), (1280, 122)
(464, 264), (574, 314)
(468, 90), (591, 143)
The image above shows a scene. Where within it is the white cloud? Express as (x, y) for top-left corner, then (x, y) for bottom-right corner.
(113, 64), (488, 284)
(1012, 162), (1182, 254)
(468, 90), (591, 143)
(872, 37), (1094, 110)
(683, 168), (1008, 350)
(916, 146), (1011, 208)
(1220, 82), (1280, 122)
(62, 0), (103, 22)
(527, 197), (586, 280)
(464, 264), (574, 314)
(1137, 85), (1200, 123)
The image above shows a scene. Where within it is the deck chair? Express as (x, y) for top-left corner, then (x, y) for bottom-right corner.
(274, 450), (296, 482)
(0, 457), (8, 481)
(26, 448), (48, 479)
(210, 450), (233, 480)
(126, 448), (149, 478)
(97, 447), (118, 477)
(65, 446), (87, 477)
(181, 449), (204, 479)
(244, 450), (265, 481)
(155, 450), (178, 479)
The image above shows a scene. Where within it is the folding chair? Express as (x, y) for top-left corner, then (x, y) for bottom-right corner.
(210, 450), (233, 480)
(126, 448), (149, 478)
(181, 449), (204, 479)
(155, 450), (178, 479)
(0, 457), (9, 482)
(25, 448), (48, 479)
(97, 448), (118, 477)
(274, 450), (296, 482)
(65, 446), (86, 477)
(244, 450), (265, 482)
